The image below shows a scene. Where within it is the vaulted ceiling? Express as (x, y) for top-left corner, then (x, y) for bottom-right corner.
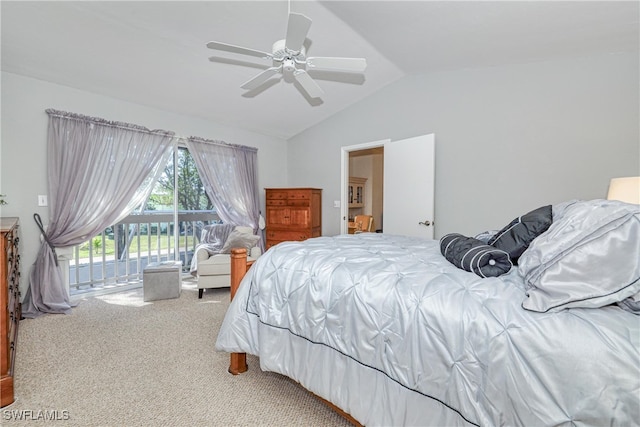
(2, 1), (638, 139)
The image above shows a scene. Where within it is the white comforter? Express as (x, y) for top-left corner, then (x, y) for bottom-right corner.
(216, 233), (640, 426)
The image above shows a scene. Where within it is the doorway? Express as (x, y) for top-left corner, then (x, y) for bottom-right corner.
(348, 147), (384, 233)
(340, 134), (435, 238)
(341, 139), (389, 235)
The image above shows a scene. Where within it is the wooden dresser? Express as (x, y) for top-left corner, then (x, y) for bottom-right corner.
(1, 217), (20, 407)
(265, 188), (322, 250)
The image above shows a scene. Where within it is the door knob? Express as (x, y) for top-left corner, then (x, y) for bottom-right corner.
(418, 220), (432, 227)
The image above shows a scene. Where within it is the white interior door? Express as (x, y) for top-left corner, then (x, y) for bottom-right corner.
(383, 134), (435, 238)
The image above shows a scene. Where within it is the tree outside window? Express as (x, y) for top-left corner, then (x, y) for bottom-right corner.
(148, 147), (213, 212)
(115, 147), (215, 259)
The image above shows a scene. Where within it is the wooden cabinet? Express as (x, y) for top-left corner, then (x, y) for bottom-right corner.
(348, 177), (367, 220)
(1, 217), (20, 408)
(265, 188), (322, 249)
(348, 177), (366, 208)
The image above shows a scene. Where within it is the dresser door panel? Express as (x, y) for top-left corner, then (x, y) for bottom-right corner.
(266, 207), (291, 226)
(288, 208), (310, 228)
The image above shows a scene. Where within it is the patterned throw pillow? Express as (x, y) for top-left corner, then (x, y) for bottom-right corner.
(440, 233), (512, 278)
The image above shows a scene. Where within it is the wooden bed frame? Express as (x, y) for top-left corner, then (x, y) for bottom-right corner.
(228, 248), (362, 426)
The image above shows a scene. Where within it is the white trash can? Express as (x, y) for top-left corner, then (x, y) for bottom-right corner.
(143, 261), (183, 302)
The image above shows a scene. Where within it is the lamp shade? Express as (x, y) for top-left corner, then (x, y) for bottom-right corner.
(607, 176), (640, 204)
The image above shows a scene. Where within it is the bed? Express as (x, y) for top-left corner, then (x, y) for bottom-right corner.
(215, 200), (640, 426)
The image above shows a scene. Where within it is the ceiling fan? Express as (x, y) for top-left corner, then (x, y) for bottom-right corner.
(206, 10), (367, 101)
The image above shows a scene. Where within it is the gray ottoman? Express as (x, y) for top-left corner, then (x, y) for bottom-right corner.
(143, 261), (182, 301)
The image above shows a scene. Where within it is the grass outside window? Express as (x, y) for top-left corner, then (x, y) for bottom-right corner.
(77, 234), (191, 259)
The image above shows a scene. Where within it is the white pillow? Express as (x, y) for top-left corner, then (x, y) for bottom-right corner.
(234, 226), (253, 235)
(519, 200), (640, 312)
(221, 228), (260, 254)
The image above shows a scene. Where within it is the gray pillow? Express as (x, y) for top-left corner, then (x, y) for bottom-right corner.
(518, 200), (640, 313)
(473, 230), (498, 244)
(440, 233), (512, 277)
(487, 205), (552, 264)
(221, 228), (260, 254)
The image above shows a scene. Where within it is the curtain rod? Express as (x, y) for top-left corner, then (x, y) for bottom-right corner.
(176, 135), (258, 153)
(46, 108), (257, 152)
(46, 109), (175, 137)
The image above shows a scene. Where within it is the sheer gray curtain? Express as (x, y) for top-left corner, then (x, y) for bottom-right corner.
(22, 109), (174, 318)
(185, 136), (262, 248)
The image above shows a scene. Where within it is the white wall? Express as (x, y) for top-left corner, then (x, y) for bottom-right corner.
(0, 72), (288, 297)
(287, 52), (639, 238)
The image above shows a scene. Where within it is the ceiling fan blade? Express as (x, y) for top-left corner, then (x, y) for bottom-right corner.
(208, 56), (270, 70)
(206, 41), (272, 59)
(285, 13), (312, 53)
(240, 66), (282, 91)
(306, 57), (367, 73)
(293, 69), (324, 99)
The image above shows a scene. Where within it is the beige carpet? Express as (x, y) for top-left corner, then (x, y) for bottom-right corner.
(4, 281), (351, 426)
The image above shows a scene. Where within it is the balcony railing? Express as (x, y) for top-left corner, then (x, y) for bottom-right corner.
(67, 211), (220, 296)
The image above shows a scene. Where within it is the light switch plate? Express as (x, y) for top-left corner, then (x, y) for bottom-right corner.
(38, 195), (48, 206)
(333, 200), (341, 208)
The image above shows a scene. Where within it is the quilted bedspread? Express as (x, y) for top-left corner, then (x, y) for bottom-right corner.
(216, 233), (640, 426)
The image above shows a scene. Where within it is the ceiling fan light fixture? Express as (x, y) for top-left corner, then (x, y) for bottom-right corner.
(282, 58), (296, 73)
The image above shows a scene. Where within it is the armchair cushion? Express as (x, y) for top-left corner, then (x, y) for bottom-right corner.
(198, 253), (236, 276)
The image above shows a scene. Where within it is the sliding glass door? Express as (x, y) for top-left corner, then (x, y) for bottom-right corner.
(66, 145), (218, 296)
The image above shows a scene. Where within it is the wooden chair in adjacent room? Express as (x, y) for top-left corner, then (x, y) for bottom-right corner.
(353, 215), (374, 233)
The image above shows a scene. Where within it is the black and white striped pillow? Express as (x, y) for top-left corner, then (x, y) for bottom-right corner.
(440, 233), (512, 278)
